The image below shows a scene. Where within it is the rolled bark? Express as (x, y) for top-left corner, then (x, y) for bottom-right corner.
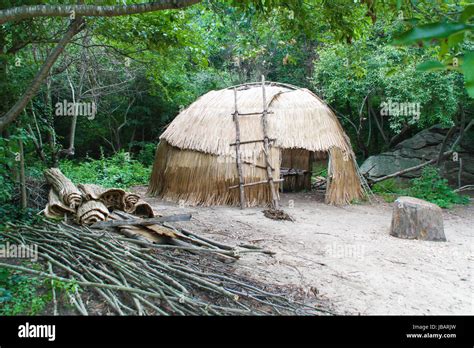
(123, 193), (140, 212)
(78, 183), (106, 200)
(44, 168), (82, 208)
(128, 200), (154, 218)
(100, 188), (126, 209)
(76, 200), (109, 225)
(44, 189), (75, 218)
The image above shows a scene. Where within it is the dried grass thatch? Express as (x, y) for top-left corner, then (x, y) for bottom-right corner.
(149, 82), (364, 205)
(149, 140), (280, 207)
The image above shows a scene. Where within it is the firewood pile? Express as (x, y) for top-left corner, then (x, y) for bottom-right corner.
(0, 220), (331, 315)
(0, 168), (334, 315)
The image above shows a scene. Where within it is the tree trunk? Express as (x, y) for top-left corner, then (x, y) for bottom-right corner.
(0, 18), (85, 132)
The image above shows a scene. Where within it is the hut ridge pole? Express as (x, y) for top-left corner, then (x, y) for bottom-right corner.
(261, 75), (279, 210)
(233, 87), (246, 209)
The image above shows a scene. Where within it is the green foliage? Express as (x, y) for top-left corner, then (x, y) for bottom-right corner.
(372, 178), (404, 203)
(393, 22), (473, 45)
(0, 131), (43, 225)
(406, 166), (469, 208)
(393, 2), (474, 97)
(0, 263), (79, 315)
(60, 151), (151, 189)
(313, 31), (465, 133)
(0, 205), (42, 226)
(0, 266), (48, 315)
(134, 142), (158, 167)
(372, 167), (469, 208)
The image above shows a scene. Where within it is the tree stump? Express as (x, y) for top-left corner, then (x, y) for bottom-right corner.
(390, 196), (446, 241)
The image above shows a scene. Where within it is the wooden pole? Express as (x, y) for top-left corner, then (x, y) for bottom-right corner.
(233, 87), (245, 209)
(261, 75), (279, 210)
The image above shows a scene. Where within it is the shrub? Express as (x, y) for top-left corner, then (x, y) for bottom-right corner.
(0, 266), (48, 315)
(135, 142), (158, 166)
(60, 151), (151, 189)
(406, 166), (469, 208)
(372, 178), (402, 203)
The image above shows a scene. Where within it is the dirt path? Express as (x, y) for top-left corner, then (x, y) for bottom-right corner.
(135, 188), (473, 315)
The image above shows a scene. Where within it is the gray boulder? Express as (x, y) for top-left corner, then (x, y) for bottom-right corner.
(360, 125), (474, 185)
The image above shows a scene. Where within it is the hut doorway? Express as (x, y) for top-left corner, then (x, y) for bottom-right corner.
(280, 149), (329, 192)
(280, 148), (313, 192)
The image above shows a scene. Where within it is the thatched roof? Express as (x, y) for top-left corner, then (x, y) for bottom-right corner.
(160, 82), (352, 157)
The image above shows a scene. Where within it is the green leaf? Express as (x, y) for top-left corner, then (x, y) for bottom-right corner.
(416, 60), (446, 72)
(384, 67), (398, 77)
(438, 39), (449, 58)
(396, 0), (403, 11)
(448, 31), (465, 48)
(462, 51), (474, 98)
(393, 22), (473, 45)
(460, 4), (474, 23)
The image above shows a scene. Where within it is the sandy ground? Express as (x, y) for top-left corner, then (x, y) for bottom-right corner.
(135, 187), (473, 315)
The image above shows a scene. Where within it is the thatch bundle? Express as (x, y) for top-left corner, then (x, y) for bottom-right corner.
(149, 82), (364, 205)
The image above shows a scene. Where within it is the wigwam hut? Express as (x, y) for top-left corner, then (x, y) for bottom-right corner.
(148, 82), (364, 206)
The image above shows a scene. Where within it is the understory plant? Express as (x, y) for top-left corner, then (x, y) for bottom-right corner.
(406, 166), (469, 209)
(372, 166), (469, 208)
(60, 151), (151, 189)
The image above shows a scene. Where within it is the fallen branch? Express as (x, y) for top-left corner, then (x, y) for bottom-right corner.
(370, 156), (440, 184)
(90, 214), (192, 229)
(454, 185), (474, 193)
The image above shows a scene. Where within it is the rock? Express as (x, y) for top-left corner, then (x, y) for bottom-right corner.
(390, 197), (446, 241)
(360, 153), (422, 178)
(360, 125), (474, 184)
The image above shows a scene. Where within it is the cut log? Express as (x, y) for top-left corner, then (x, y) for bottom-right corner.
(390, 196), (446, 241)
